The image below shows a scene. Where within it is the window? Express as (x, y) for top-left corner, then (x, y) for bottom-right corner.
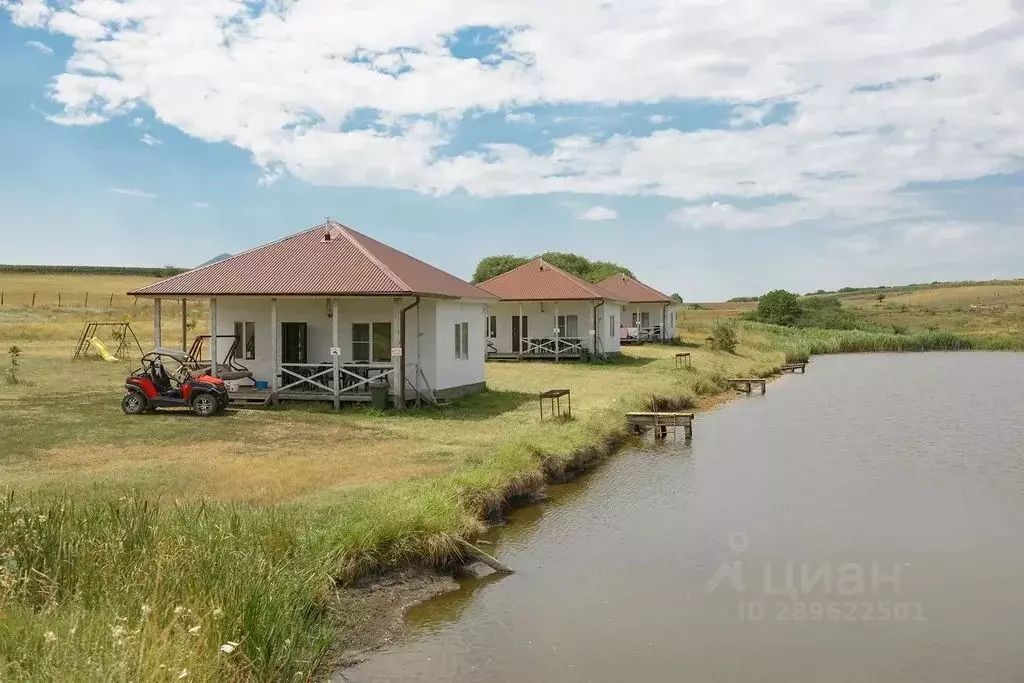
(487, 315), (497, 338)
(233, 321), (256, 360)
(609, 314), (616, 337)
(352, 322), (392, 362)
(454, 322), (469, 360)
(555, 314), (579, 337)
(632, 312), (651, 328)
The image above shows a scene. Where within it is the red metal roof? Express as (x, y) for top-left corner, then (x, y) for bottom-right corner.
(129, 221), (494, 299)
(597, 273), (672, 304)
(477, 259), (623, 301)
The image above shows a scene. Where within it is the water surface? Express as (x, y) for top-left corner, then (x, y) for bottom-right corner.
(345, 353), (1024, 683)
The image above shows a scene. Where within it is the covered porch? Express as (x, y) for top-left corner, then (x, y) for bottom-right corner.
(485, 300), (621, 361)
(621, 303), (671, 344)
(151, 295), (434, 408)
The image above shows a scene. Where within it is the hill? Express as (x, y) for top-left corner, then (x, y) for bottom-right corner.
(681, 278), (1024, 345)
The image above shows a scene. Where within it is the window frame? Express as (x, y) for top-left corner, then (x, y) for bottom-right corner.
(233, 321), (256, 360)
(454, 321), (469, 360)
(352, 322), (392, 363)
(487, 315), (497, 338)
(609, 314), (616, 337)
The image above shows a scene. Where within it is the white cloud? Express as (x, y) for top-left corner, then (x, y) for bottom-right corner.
(505, 112), (535, 123)
(649, 114), (670, 124)
(4, 0), (1024, 236)
(900, 222), (981, 248)
(26, 40), (53, 55)
(107, 187), (156, 199)
(191, 201), (210, 208)
(130, 117), (145, 128)
(140, 133), (161, 146)
(577, 205), (618, 221)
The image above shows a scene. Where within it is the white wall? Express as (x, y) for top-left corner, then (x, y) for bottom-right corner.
(486, 301), (622, 355)
(213, 296), (428, 387)
(433, 300), (487, 390)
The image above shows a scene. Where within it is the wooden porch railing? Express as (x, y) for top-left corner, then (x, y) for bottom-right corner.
(280, 362), (395, 395)
(521, 337), (584, 355)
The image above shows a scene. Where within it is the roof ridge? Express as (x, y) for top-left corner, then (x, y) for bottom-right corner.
(331, 221), (412, 293)
(133, 224), (327, 293)
(539, 259), (608, 298)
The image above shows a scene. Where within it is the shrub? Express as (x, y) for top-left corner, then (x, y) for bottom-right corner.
(750, 290), (802, 326)
(710, 323), (738, 353)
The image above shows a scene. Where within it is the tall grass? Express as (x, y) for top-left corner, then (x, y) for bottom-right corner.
(746, 321), (975, 354)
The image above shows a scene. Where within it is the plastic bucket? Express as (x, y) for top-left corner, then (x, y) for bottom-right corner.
(254, 380), (269, 390)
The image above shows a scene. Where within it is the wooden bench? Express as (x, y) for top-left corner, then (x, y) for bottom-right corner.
(730, 378), (767, 395)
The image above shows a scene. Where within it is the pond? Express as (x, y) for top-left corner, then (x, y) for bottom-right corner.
(343, 353), (1024, 682)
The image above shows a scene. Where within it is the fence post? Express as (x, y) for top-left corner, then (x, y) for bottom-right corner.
(109, 293), (114, 308)
(1, 290), (3, 306)
(84, 292), (89, 308)
(58, 292), (61, 307)
(32, 292), (36, 307)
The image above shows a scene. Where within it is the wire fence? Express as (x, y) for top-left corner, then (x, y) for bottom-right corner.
(0, 291), (146, 310)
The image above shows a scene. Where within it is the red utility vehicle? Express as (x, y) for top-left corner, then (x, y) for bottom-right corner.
(122, 348), (229, 417)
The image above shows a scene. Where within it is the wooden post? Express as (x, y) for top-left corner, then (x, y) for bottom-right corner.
(181, 299), (188, 352)
(270, 298), (278, 391)
(153, 298), (162, 348)
(392, 298), (402, 409)
(84, 292), (89, 308)
(109, 293), (114, 308)
(554, 302), (559, 362)
(415, 302), (422, 404)
(58, 292), (61, 307)
(209, 298), (218, 377)
(1, 291), (4, 305)
(332, 298), (340, 410)
(31, 292), (36, 307)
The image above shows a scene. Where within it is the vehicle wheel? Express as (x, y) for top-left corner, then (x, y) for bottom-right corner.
(191, 393), (219, 417)
(121, 392), (148, 415)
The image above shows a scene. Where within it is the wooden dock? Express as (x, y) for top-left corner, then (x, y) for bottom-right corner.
(780, 362), (807, 373)
(730, 378), (767, 395)
(626, 412), (693, 440)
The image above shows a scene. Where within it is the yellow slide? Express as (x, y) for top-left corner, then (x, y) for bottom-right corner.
(86, 337), (119, 362)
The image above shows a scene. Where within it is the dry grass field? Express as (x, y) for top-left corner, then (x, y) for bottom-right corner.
(842, 281), (1024, 341)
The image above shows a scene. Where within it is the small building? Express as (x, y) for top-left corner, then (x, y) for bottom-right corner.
(476, 259), (624, 360)
(597, 273), (676, 342)
(129, 221), (495, 407)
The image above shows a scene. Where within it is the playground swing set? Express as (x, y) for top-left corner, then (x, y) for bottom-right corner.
(71, 320), (144, 362)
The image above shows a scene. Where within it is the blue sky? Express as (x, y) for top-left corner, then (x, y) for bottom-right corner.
(1, 1), (1022, 300)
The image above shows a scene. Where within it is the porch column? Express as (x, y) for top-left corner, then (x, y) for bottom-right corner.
(392, 298), (402, 409)
(554, 302), (560, 362)
(270, 298), (278, 391)
(209, 298), (218, 377)
(153, 298), (162, 348)
(181, 299), (188, 352)
(518, 302), (524, 360)
(332, 298), (340, 410)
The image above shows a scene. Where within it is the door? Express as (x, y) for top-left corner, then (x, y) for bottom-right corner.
(511, 315), (528, 353)
(281, 322), (307, 364)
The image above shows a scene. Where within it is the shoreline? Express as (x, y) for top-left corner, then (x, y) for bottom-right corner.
(330, 364), (784, 670)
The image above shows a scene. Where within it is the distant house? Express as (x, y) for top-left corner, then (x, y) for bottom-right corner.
(476, 259), (624, 360)
(129, 221), (495, 407)
(597, 273), (676, 342)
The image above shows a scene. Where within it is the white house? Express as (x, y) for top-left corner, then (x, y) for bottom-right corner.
(129, 221), (496, 407)
(476, 259), (624, 360)
(597, 273), (676, 342)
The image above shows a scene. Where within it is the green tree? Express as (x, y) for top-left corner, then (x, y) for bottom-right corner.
(669, 293), (683, 303)
(471, 253), (634, 283)
(537, 252), (593, 280)
(472, 255), (530, 283)
(753, 289), (802, 326)
(588, 260), (635, 282)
